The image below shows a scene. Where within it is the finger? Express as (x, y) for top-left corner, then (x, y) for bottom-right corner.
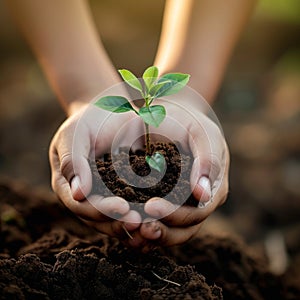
(127, 220), (202, 249)
(120, 210), (142, 231)
(138, 218), (162, 240)
(125, 230), (159, 252)
(139, 220), (202, 247)
(82, 219), (130, 239)
(51, 170), (130, 222)
(84, 195), (130, 219)
(83, 210), (141, 239)
(144, 197), (220, 227)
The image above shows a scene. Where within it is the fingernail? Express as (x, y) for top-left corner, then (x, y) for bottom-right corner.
(198, 176), (211, 202)
(152, 228), (161, 239)
(152, 222), (162, 238)
(71, 176), (80, 195)
(144, 221), (161, 239)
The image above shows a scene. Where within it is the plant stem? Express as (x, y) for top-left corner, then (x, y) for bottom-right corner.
(144, 96), (151, 156)
(145, 122), (151, 155)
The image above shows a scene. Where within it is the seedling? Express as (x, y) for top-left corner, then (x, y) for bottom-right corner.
(94, 66), (190, 172)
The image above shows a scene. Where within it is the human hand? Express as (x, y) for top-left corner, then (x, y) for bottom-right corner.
(49, 103), (143, 239)
(126, 99), (229, 251)
(50, 94), (228, 250)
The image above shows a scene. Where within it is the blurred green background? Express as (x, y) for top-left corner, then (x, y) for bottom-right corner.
(0, 0), (299, 276)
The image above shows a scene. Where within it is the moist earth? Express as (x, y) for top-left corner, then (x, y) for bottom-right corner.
(1, 182), (299, 299)
(91, 142), (198, 210)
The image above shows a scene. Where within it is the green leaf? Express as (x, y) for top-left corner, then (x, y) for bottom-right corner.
(149, 80), (172, 98)
(139, 105), (166, 127)
(94, 96), (135, 113)
(155, 73), (190, 97)
(143, 66), (159, 91)
(118, 69), (143, 93)
(146, 152), (166, 173)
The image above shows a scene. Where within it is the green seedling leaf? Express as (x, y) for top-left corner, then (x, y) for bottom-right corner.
(155, 73), (190, 97)
(139, 105), (166, 128)
(94, 96), (135, 113)
(119, 69), (143, 93)
(94, 66), (191, 171)
(146, 152), (166, 173)
(149, 80), (172, 99)
(143, 66), (159, 91)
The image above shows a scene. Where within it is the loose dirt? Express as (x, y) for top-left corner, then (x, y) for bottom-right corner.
(1, 182), (299, 299)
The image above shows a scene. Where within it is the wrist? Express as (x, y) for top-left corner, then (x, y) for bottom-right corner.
(67, 101), (90, 117)
(56, 73), (121, 116)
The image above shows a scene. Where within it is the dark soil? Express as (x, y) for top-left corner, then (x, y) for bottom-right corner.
(1, 181), (300, 299)
(92, 142), (198, 210)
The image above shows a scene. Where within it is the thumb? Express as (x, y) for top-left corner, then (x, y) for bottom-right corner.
(69, 160), (92, 201)
(188, 128), (221, 203)
(190, 156), (220, 203)
(54, 120), (92, 201)
(59, 151), (92, 201)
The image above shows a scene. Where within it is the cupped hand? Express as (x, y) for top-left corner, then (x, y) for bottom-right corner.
(127, 99), (229, 250)
(49, 103), (143, 239)
(49, 95), (229, 249)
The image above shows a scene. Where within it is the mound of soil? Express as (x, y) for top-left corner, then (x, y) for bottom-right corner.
(92, 142), (197, 209)
(0, 236), (222, 300)
(1, 182), (299, 299)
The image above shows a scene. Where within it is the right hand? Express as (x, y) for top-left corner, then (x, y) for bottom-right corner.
(49, 103), (143, 239)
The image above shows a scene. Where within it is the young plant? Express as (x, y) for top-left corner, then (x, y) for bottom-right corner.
(94, 66), (190, 172)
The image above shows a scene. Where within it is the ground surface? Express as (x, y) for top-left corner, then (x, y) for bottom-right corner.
(1, 182), (299, 299)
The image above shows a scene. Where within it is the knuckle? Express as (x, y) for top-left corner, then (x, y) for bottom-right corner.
(181, 211), (201, 226)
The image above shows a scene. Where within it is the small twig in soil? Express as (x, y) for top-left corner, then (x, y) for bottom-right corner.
(122, 224), (133, 240)
(151, 271), (181, 287)
(157, 284), (169, 292)
(125, 261), (139, 269)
